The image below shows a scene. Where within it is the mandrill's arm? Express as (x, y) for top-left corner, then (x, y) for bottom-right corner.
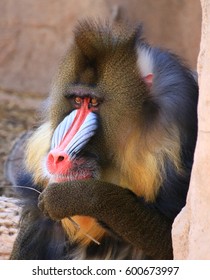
(38, 180), (173, 260)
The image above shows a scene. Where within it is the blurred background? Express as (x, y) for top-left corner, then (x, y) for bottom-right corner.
(0, 0), (202, 258)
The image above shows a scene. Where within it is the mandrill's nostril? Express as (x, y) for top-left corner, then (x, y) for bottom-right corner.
(46, 149), (73, 174)
(46, 150), (72, 174)
(57, 156), (65, 162)
(49, 151), (67, 165)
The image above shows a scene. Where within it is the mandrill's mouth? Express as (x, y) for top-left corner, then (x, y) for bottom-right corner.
(50, 172), (93, 183)
(45, 156), (99, 184)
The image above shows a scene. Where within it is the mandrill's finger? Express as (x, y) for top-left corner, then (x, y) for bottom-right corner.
(38, 193), (49, 217)
(37, 195), (44, 212)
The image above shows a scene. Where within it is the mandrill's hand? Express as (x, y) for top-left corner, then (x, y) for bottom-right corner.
(38, 180), (98, 220)
(38, 183), (73, 220)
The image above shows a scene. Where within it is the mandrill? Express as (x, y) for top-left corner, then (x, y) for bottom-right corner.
(8, 19), (198, 260)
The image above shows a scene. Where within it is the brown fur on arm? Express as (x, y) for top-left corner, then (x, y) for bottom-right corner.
(38, 180), (173, 260)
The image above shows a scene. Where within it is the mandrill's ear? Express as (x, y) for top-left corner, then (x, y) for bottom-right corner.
(136, 45), (154, 88)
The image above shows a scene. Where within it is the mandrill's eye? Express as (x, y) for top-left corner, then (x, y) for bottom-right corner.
(74, 96), (83, 106)
(90, 97), (99, 107)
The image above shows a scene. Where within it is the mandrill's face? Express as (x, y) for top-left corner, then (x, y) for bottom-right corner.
(45, 95), (100, 183)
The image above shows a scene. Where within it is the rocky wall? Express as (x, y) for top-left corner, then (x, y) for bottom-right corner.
(172, 0), (210, 259)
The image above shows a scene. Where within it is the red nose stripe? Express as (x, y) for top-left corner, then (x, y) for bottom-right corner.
(59, 98), (91, 150)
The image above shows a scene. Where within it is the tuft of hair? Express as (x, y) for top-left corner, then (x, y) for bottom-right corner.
(118, 124), (182, 201)
(73, 19), (143, 60)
